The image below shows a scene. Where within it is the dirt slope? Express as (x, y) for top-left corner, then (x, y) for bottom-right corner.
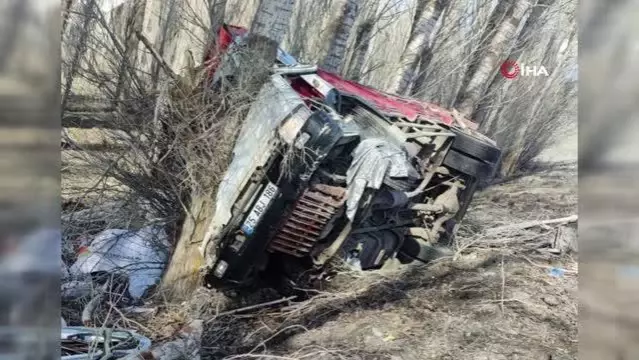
(94, 162), (577, 359)
(267, 164), (578, 360)
(160, 162), (577, 360)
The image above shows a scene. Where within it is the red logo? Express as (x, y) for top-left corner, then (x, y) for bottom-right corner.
(500, 60), (520, 79)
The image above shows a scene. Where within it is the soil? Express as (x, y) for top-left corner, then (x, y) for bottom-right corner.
(64, 162), (578, 360)
(186, 162), (579, 359)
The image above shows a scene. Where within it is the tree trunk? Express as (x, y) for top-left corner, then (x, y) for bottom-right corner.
(205, 0), (227, 54)
(474, 0), (556, 126)
(504, 0), (555, 64)
(409, 0), (456, 98)
(62, 0), (75, 35)
(209, 0), (227, 35)
(455, 0), (515, 100)
(322, 0), (361, 73)
(345, 20), (373, 81)
(113, 0), (146, 105)
(408, 45), (433, 97)
(150, 0), (179, 88)
(160, 34), (276, 300)
(161, 195), (212, 300)
(500, 27), (576, 176)
(454, 0), (530, 117)
(390, 0), (449, 95)
(250, 0), (295, 44)
(62, 0), (97, 111)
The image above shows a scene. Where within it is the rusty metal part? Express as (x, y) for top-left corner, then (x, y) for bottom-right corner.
(407, 227), (436, 243)
(313, 220), (353, 265)
(408, 203), (444, 212)
(430, 180), (463, 232)
(405, 150), (453, 199)
(268, 184), (346, 257)
(405, 171), (436, 198)
(411, 179), (464, 244)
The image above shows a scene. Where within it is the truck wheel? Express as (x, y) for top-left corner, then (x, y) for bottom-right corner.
(450, 129), (501, 164)
(443, 149), (497, 181)
(399, 236), (452, 264)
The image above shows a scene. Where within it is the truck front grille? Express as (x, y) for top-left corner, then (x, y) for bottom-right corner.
(268, 183), (346, 257)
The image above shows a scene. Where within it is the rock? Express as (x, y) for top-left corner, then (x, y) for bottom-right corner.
(372, 327), (384, 338)
(475, 353), (508, 360)
(452, 251), (497, 270)
(553, 225), (578, 254)
(542, 295), (561, 306)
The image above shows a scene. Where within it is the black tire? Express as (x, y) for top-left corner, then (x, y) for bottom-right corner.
(450, 129), (501, 164)
(399, 237), (452, 264)
(443, 149), (497, 181)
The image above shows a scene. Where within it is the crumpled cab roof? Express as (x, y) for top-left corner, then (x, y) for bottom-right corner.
(209, 24), (478, 129)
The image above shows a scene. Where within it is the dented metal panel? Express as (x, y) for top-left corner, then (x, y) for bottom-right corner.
(201, 75), (307, 261)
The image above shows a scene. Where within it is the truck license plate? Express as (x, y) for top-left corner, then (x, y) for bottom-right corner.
(241, 182), (279, 236)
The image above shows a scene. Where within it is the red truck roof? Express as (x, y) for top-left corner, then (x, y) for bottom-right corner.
(209, 24), (477, 130)
(316, 69), (457, 126)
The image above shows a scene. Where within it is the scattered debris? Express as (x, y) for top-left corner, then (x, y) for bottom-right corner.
(69, 226), (170, 299)
(81, 283), (107, 326)
(61, 326), (152, 359)
(485, 215), (578, 236)
(120, 320), (203, 360)
(548, 267), (566, 278)
(62, 259), (70, 279)
(206, 296), (297, 323)
(61, 280), (93, 300)
(121, 306), (158, 317)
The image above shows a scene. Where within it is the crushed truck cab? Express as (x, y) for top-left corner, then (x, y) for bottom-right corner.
(200, 25), (501, 288)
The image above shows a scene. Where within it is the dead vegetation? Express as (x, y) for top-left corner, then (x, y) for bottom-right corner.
(60, 0), (578, 358)
(62, 163), (577, 359)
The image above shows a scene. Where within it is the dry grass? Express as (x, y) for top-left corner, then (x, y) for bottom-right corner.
(60, 2), (579, 358)
(78, 163), (577, 359)
(62, 162), (578, 359)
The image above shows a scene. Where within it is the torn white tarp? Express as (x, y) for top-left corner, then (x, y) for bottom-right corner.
(69, 226), (170, 299)
(344, 138), (420, 220)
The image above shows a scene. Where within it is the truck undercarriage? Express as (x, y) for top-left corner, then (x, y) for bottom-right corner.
(200, 25), (501, 291)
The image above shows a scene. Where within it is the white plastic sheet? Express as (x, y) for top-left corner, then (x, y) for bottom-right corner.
(69, 226), (170, 299)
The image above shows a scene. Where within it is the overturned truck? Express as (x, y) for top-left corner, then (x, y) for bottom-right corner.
(200, 25), (501, 289)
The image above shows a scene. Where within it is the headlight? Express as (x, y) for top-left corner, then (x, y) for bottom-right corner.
(278, 105), (312, 144)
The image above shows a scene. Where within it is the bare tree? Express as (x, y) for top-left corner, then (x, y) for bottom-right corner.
(250, 0), (295, 44)
(474, 0), (556, 124)
(500, 26), (576, 175)
(389, 0), (450, 95)
(206, 0), (227, 53)
(112, 0), (146, 104)
(322, 0), (361, 73)
(406, 0), (492, 105)
(454, 0), (530, 117)
(209, 0), (228, 34)
(407, 0), (457, 97)
(345, 19), (373, 80)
